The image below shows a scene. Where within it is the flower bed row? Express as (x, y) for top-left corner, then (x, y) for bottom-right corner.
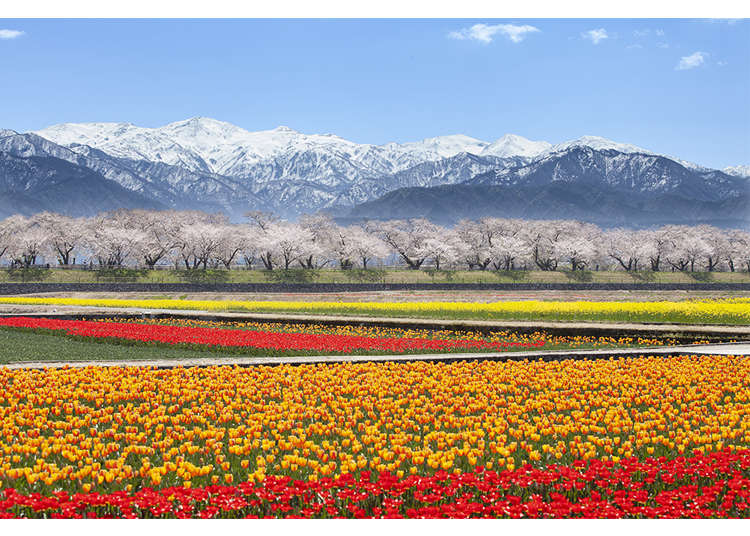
(109, 316), (685, 349)
(2, 450), (749, 518)
(0, 317), (545, 353)
(1, 296), (748, 324)
(1, 356), (747, 496)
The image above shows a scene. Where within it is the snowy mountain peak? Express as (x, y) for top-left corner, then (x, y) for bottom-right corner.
(481, 134), (552, 159)
(724, 165), (750, 179)
(547, 135), (652, 156)
(399, 134), (489, 159)
(162, 116), (252, 139)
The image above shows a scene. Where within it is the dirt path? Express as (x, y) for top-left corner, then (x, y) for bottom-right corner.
(2, 342), (748, 370)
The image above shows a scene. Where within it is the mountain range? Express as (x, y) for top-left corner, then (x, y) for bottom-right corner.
(0, 118), (747, 227)
(352, 146), (748, 227)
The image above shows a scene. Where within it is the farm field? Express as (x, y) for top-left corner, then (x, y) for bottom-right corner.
(9, 289), (750, 302)
(0, 316), (686, 365)
(1, 291), (748, 518)
(2, 296), (749, 325)
(1, 267), (749, 285)
(0, 355), (748, 518)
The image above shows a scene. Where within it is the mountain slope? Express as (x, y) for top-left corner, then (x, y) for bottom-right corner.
(348, 147), (750, 227)
(724, 165), (750, 179)
(0, 151), (165, 218)
(468, 146), (745, 202)
(0, 130), (268, 215)
(348, 182), (749, 228)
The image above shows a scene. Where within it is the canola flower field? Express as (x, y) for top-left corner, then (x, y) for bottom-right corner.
(1, 296), (749, 324)
(0, 355), (748, 517)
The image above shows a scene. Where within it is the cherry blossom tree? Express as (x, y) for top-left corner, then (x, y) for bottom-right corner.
(454, 220), (491, 270)
(84, 214), (141, 268)
(0, 209), (743, 275)
(482, 219), (530, 271)
(489, 233), (528, 271)
(332, 225), (390, 269)
(604, 228), (653, 271)
(369, 218), (440, 270)
(237, 224), (264, 269)
(695, 225), (728, 272)
(662, 225), (711, 272)
(211, 224), (248, 270)
(0, 216), (17, 264)
(725, 229), (750, 272)
(4, 215), (49, 267)
(171, 212), (230, 270)
(422, 229), (462, 270)
(260, 222), (314, 270)
(34, 212), (86, 265)
(298, 214), (338, 269)
(526, 220), (563, 271)
(640, 228), (673, 272)
(124, 210), (181, 269)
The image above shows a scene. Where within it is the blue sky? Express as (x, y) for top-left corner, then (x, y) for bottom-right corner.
(0, 19), (748, 168)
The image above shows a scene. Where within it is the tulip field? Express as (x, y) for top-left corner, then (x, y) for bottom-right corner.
(0, 353), (748, 518)
(0, 315), (697, 364)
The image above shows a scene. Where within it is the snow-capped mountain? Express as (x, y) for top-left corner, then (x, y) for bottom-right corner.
(351, 146), (749, 226)
(0, 117), (744, 224)
(480, 134), (552, 159)
(395, 134), (489, 159)
(468, 145), (745, 202)
(31, 118), (552, 216)
(36, 118), (527, 177)
(724, 165), (750, 179)
(544, 135), (651, 156)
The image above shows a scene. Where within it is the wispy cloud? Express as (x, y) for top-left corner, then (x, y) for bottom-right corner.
(676, 51), (708, 70)
(448, 23), (540, 44)
(709, 19), (741, 25)
(581, 28), (608, 45)
(0, 29), (24, 40)
(655, 29), (665, 37)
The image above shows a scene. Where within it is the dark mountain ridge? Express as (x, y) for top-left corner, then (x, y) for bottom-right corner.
(348, 147), (750, 228)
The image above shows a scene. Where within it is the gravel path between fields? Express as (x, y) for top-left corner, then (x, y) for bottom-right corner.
(2, 343), (749, 370)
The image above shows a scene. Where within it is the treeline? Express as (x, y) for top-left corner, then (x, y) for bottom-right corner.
(0, 210), (748, 273)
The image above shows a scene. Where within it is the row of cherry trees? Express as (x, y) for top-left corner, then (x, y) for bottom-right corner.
(0, 210), (748, 272)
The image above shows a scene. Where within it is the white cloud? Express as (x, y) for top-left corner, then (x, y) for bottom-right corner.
(718, 60), (728, 67)
(655, 29), (665, 37)
(626, 44), (643, 50)
(448, 23), (540, 44)
(676, 51), (708, 70)
(633, 29), (650, 38)
(581, 28), (608, 45)
(0, 29), (24, 40)
(657, 42), (669, 49)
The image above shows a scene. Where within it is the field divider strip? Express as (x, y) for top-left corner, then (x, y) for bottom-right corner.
(3, 343), (749, 370)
